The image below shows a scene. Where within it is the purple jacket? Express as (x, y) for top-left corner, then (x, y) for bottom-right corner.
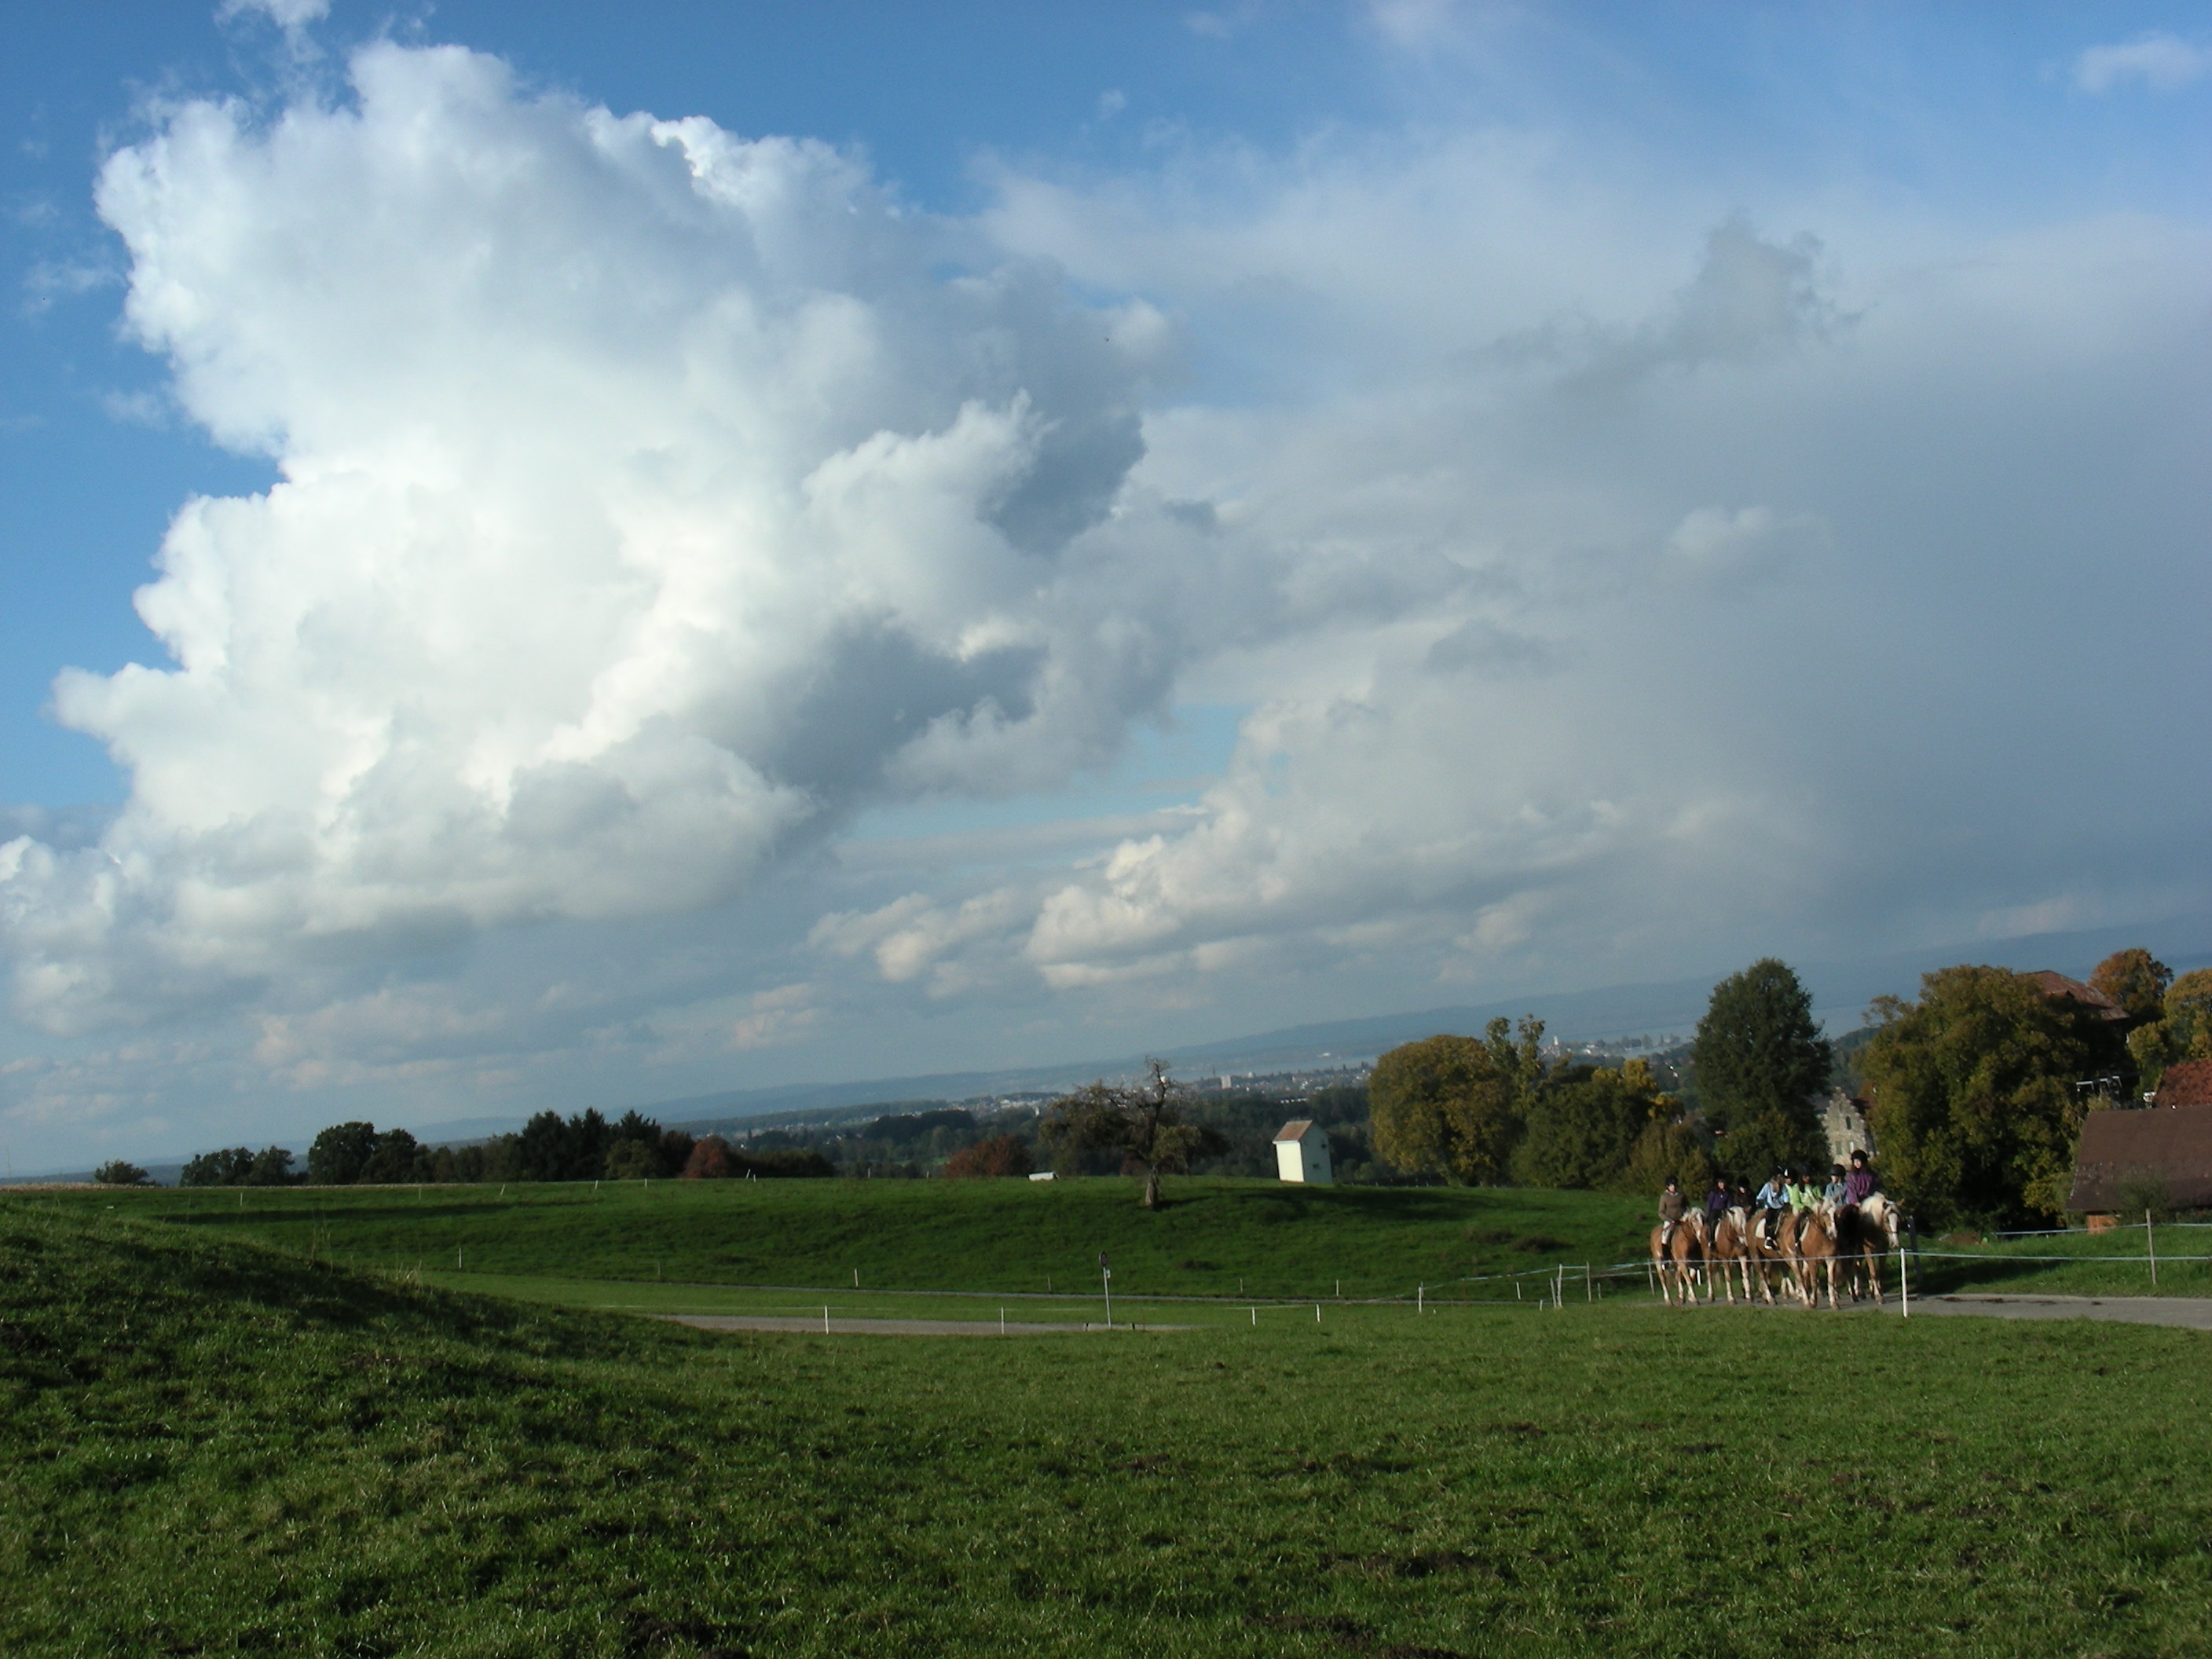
(1844, 1166), (1878, 1206)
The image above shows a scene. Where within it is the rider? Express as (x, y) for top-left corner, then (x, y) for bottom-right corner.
(1822, 1163), (1848, 1209)
(1658, 1177), (1686, 1249)
(1789, 1170), (1820, 1212)
(1704, 1175), (1731, 1230)
(1844, 1148), (1880, 1207)
(1753, 1167), (1792, 1247)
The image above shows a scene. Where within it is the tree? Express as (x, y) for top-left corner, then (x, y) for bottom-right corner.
(1369, 1018), (1545, 1184)
(93, 1160), (150, 1186)
(2126, 967), (2212, 1097)
(247, 1145), (301, 1185)
(308, 1121), (379, 1185)
(1617, 1117), (1716, 1198)
(1514, 1060), (1675, 1191)
(515, 1108), (613, 1182)
(682, 1136), (734, 1179)
(2089, 948), (2170, 1027)
(943, 1135), (1035, 1177)
(181, 1145), (301, 1187)
(1692, 959), (1831, 1178)
(360, 1128), (425, 1185)
(604, 1138), (657, 1180)
(181, 1148), (256, 1188)
(1859, 964), (2126, 1226)
(1042, 1061), (1228, 1209)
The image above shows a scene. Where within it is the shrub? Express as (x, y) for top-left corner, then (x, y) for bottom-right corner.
(93, 1161), (150, 1187)
(944, 1136), (1035, 1177)
(683, 1136), (734, 1179)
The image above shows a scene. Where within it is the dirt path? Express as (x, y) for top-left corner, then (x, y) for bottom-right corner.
(1894, 1293), (2212, 1330)
(661, 1313), (1186, 1337)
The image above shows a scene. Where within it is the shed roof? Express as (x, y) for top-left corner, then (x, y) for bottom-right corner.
(2026, 970), (2129, 1021)
(2154, 1060), (2212, 1109)
(2067, 1104), (2212, 1212)
(1273, 1119), (1317, 1143)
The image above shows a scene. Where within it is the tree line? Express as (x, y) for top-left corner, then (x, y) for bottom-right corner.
(156, 946), (2187, 1222)
(1368, 947), (2188, 1229)
(175, 1108), (834, 1188)
(166, 1085), (1378, 1190)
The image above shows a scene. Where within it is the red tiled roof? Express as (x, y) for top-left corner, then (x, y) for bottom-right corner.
(2068, 1104), (2212, 1212)
(2027, 970), (2129, 1021)
(2155, 1060), (2212, 1109)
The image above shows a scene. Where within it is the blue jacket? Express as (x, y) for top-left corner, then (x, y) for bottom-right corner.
(1755, 1180), (1790, 1210)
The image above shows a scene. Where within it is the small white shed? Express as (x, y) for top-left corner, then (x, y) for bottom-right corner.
(1273, 1120), (1333, 1185)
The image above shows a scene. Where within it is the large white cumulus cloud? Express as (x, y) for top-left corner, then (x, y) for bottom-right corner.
(1, 43), (1179, 1027)
(5, 24), (2211, 1163)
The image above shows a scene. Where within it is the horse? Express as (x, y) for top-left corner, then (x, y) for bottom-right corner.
(1650, 1211), (1708, 1307)
(1738, 1205), (1790, 1306)
(1786, 1207), (1844, 1309)
(1839, 1193), (1900, 1304)
(1706, 1208), (1753, 1305)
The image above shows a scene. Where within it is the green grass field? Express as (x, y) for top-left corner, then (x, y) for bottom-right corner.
(7, 1191), (2212, 1656)
(38, 1177), (1657, 1302)
(1903, 1223), (2212, 1300)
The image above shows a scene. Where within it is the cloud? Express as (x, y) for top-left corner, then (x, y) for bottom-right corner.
(727, 983), (820, 1050)
(6, 25), (2211, 1169)
(0, 42), (1174, 1030)
(811, 888), (1029, 998)
(1661, 506), (1829, 588)
(1185, 5), (1264, 42)
(2075, 34), (2212, 93)
(1367, 0), (1467, 49)
(217, 0), (330, 31)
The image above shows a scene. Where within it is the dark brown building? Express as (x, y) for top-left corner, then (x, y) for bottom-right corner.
(2025, 969), (2129, 1023)
(2068, 1104), (2212, 1214)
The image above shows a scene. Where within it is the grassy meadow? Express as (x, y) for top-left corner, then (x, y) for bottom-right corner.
(37, 1177), (1657, 1302)
(6, 1188), (2212, 1656)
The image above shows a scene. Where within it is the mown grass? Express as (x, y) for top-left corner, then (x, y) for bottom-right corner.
(42, 1178), (1656, 1301)
(1906, 1221), (2212, 1299)
(7, 1199), (2212, 1657)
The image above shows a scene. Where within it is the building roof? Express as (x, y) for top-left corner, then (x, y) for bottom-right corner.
(2155, 1060), (2212, 1109)
(1273, 1119), (1317, 1143)
(2026, 970), (2129, 1021)
(2067, 1104), (2212, 1212)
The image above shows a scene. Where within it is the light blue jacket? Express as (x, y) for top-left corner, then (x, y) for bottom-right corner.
(1755, 1179), (1790, 1210)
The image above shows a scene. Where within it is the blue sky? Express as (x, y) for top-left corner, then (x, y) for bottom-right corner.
(1, 2), (2207, 1166)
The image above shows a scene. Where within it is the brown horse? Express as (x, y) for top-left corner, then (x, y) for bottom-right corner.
(1839, 1194), (1900, 1304)
(1738, 1205), (1792, 1305)
(1707, 1209), (1753, 1305)
(1786, 1209), (1843, 1309)
(1650, 1212), (1707, 1306)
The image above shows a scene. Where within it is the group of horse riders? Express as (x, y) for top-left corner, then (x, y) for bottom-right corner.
(1650, 1148), (1899, 1309)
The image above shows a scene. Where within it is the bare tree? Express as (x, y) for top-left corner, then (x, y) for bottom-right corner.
(1042, 1061), (1227, 1209)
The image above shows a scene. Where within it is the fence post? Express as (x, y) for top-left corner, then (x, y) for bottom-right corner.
(1899, 1245), (1910, 1320)
(2148, 1210), (2158, 1287)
